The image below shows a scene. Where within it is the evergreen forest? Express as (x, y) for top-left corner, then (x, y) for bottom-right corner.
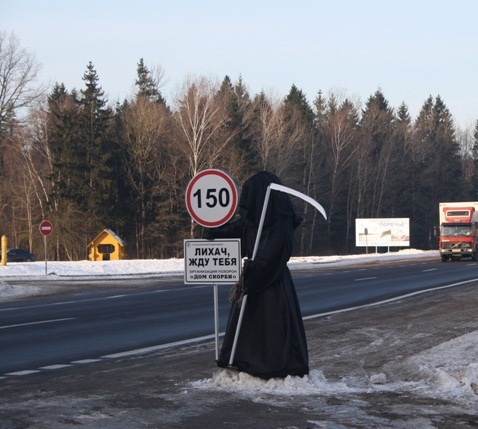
(2, 32), (478, 261)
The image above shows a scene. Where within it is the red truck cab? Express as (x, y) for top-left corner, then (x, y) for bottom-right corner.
(439, 204), (478, 262)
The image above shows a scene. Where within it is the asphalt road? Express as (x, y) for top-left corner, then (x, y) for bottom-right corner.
(1, 256), (477, 376)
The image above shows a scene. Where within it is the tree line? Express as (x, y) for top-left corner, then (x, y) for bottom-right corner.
(2, 32), (478, 260)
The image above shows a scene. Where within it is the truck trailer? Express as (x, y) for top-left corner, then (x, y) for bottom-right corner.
(439, 202), (478, 262)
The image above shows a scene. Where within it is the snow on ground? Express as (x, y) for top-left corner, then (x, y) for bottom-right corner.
(192, 368), (361, 396)
(2, 248), (478, 406)
(0, 248), (435, 299)
(193, 338), (478, 406)
(0, 248), (436, 281)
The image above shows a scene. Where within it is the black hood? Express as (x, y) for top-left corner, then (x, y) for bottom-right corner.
(238, 171), (302, 228)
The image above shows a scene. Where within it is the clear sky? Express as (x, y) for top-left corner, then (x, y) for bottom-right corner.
(2, 0), (477, 129)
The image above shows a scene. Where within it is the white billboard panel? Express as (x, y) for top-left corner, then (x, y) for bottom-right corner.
(355, 218), (410, 247)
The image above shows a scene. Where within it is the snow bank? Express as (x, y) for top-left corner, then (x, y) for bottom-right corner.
(193, 351), (478, 405)
(192, 368), (360, 395)
(287, 248), (435, 270)
(0, 258), (185, 279)
(0, 281), (41, 299)
(405, 330), (478, 401)
(0, 249), (438, 281)
(188, 250), (477, 407)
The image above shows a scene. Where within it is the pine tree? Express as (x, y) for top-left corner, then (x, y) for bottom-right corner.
(473, 120), (478, 160)
(395, 103), (414, 212)
(135, 58), (166, 105)
(284, 84), (315, 126)
(79, 62), (116, 227)
(413, 95), (461, 248)
(45, 83), (94, 259)
(47, 83), (85, 207)
(216, 75), (256, 181)
(283, 84), (315, 182)
(359, 90), (397, 218)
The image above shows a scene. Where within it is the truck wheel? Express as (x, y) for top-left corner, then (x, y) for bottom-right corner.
(441, 255), (449, 262)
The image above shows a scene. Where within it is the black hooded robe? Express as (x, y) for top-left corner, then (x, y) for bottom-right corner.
(205, 171), (309, 379)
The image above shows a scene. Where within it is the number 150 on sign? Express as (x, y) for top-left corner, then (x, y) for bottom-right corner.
(185, 169), (239, 228)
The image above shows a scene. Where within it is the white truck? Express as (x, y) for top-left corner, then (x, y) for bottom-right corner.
(439, 202), (478, 262)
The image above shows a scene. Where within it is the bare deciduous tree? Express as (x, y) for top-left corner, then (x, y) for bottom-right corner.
(326, 97), (358, 216)
(121, 97), (169, 257)
(174, 76), (238, 236)
(0, 32), (44, 133)
(21, 100), (55, 218)
(174, 76), (236, 178)
(1, 123), (42, 252)
(252, 93), (305, 177)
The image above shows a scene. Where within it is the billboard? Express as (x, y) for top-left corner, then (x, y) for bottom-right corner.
(355, 218), (410, 247)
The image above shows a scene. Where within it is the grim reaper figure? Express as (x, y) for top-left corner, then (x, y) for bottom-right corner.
(204, 171), (309, 379)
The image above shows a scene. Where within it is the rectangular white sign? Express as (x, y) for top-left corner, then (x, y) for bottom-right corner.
(184, 239), (241, 284)
(355, 218), (410, 247)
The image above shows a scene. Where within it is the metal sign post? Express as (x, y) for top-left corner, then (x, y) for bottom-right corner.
(39, 220), (53, 275)
(365, 228), (369, 254)
(44, 235), (47, 275)
(184, 238), (241, 361)
(213, 284), (220, 360)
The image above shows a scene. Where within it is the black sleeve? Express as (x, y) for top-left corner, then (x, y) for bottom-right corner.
(242, 217), (293, 295)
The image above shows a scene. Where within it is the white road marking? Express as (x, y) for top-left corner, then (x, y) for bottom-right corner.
(101, 334), (217, 359)
(39, 364), (72, 370)
(304, 278), (478, 320)
(71, 359), (102, 364)
(0, 289), (175, 313)
(5, 370), (40, 376)
(0, 317), (76, 330)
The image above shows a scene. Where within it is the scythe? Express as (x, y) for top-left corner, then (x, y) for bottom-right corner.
(228, 183), (327, 366)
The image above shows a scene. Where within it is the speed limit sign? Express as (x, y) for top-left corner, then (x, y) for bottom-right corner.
(185, 169), (239, 227)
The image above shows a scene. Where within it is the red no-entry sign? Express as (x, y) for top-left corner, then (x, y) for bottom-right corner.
(39, 220), (53, 275)
(39, 220), (53, 236)
(185, 169), (239, 227)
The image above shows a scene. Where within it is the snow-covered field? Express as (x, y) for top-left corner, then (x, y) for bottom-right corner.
(2, 248), (478, 408)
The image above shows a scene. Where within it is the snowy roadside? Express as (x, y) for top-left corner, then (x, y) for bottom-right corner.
(193, 333), (478, 407)
(191, 282), (478, 414)
(0, 249), (439, 281)
(0, 249), (438, 301)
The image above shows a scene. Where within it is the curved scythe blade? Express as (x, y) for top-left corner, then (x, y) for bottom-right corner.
(270, 183), (327, 220)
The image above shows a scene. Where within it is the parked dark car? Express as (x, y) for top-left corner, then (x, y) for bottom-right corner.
(0, 248), (36, 262)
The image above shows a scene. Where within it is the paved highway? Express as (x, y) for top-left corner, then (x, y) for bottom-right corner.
(1, 257), (477, 376)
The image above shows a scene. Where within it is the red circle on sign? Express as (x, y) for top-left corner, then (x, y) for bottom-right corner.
(39, 220), (53, 236)
(185, 170), (239, 227)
